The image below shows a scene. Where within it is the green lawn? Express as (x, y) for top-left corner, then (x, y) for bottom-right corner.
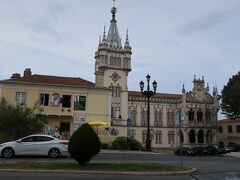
(0, 162), (189, 172)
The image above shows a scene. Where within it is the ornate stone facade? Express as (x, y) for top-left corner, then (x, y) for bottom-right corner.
(95, 5), (220, 150)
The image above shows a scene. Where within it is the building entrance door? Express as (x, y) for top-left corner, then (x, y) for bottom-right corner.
(60, 122), (70, 139)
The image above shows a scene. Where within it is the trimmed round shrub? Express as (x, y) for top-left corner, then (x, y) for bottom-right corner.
(112, 137), (143, 150)
(68, 123), (101, 164)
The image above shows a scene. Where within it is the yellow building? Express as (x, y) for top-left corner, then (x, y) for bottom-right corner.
(0, 69), (111, 139)
(218, 119), (240, 145)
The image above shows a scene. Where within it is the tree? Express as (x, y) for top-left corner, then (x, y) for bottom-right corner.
(221, 71), (240, 119)
(0, 97), (47, 140)
(68, 123), (101, 165)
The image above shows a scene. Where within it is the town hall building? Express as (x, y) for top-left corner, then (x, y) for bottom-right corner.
(0, 4), (220, 150)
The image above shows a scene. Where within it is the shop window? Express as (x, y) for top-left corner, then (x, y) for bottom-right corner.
(62, 95), (71, 108)
(39, 93), (49, 106)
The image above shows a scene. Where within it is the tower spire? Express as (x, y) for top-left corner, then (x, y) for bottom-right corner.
(106, 3), (122, 47)
(124, 29), (130, 48)
(182, 84), (186, 94)
(101, 26), (107, 44)
(99, 35), (101, 44)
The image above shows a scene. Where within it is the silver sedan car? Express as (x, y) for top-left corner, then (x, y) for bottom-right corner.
(0, 134), (68, 158)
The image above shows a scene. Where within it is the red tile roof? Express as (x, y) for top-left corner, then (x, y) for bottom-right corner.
(128, 91), (182, 99)
(3, 74), (95, 88)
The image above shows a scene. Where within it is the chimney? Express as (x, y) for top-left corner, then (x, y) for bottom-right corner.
(11, 73), (21, 79)
(24, 68), (32, 77)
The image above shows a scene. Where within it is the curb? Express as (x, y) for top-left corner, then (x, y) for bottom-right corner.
(0, 167), (197, 176)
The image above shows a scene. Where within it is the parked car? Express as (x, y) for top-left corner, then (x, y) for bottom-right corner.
(205, 146), (217, 155)
(191, 146), (209, 156)
(0, 134), (68, 158)
(215, 146), (227, 154)
(174, 147), (193, 156)
(230, 144), (240, 152)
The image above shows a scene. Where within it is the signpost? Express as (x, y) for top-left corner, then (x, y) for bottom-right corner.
(176, 109), (184, 168)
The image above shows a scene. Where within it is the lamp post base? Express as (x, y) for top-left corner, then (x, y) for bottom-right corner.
(146, 139), (152, 151)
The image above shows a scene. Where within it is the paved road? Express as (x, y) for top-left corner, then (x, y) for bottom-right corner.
(0, 153), (240, 179)
(0, 171), (192, 180)
(1, 153), (240, 173)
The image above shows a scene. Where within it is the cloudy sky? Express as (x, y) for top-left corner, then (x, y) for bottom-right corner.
(1, 0), (239, 97)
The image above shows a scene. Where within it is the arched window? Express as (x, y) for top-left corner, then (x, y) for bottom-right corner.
(142, 130), (147, 144)
(168, 131), (175, 144)
(198, 130), (204, 143)
(154, 110), (162, 127)
(109, 84), (121, 98)
(189, 129), (195, 143)
(129, 109), (137, 126)
(206, 130), (213, 144)
(141, 109), (147, 126)
(188, 109), (194, 122)
(197, 109), (203, 122)
(108, 84), (114, 97)
(111, 105), (120, 120)
(167, 111), (174, 127)
(205, 109), (211, 122)
(155, 130), (162, 144)
(115, 85), (121, 98)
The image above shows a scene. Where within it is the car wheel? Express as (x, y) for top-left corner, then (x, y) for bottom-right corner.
(48, 148), (60, 158)
(2, 147), (15, 158)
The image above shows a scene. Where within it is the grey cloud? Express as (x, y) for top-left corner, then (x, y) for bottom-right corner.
(176, 5), (240, 36)
(48, 2), (69, 19)
(24, 2), (70, 41)
(25, 16), (60, 40)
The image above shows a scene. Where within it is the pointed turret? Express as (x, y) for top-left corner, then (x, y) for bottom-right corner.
(101, 26), (108, 45)
(124, 29), (131, 49)
(99, 35), (101, 45)
(107, 6), (122, 47)
(182, 84), (186, 94)
(206, 83), (209, 92)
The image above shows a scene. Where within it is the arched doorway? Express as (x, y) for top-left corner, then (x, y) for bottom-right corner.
(189, 129), (195, 143)
(206, 130), (212, 144)
(198, 130), (204, 143)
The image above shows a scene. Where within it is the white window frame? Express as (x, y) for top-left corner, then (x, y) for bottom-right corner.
(16, 92), (26, 106)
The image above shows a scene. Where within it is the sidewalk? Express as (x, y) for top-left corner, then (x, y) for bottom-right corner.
(224, 152), (240, 158)
(100, 149), (161, 155)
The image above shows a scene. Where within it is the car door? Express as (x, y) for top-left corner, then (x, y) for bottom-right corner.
(14, 136), (35, 155)
(33, 136), (55, 155)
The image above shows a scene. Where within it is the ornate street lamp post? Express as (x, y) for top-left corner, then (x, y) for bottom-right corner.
(139, 74), (157, 151)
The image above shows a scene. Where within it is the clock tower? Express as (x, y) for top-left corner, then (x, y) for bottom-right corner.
(95, 5), (132, 123)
